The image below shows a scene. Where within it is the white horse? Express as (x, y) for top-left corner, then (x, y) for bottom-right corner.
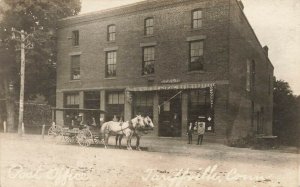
(116, 116), (155, 151)
(100, 115), (145, 150)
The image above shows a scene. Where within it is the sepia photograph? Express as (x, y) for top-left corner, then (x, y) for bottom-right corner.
(0, 0), (299, 186)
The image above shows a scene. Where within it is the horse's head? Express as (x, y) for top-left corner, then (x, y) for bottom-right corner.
(144, 116), (154, 130)
(132, 115), (145, 129)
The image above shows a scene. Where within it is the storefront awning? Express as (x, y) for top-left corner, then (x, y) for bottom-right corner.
(126, 82), (215, 92)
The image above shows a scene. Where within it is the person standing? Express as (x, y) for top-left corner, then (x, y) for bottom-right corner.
(187, 122), (193, 144)
(196, 121), (206, 145)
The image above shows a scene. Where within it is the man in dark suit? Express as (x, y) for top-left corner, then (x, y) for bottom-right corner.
(187, 122), (193, 144)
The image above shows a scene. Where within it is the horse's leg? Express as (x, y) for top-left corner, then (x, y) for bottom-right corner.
(115, 135), (118, 148)
(126, 134), (132, 150)
(118, 135), (123, 149)
(104, 134), (109, 149)
(136, 134), (141, 151)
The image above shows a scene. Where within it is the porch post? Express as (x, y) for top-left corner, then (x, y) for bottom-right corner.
(124, 91), (132, 122)
(181, 91), (188, 138)
(100, 90), (106, 123)
(153, 92), (159, 136)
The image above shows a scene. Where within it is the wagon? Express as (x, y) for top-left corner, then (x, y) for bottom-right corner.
(48, 108), (106, 146)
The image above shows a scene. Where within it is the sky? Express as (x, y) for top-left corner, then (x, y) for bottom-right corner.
(81, 0), (300, 95)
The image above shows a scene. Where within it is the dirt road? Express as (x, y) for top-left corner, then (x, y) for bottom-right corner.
(0, 133), (299, 187)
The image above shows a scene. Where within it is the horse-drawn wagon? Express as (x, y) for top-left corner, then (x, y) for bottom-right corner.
(48, 108), (155, 149)
(48, 108), (105, 147)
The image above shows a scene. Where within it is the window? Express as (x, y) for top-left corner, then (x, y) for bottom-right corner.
(84, 92), (100, 109)
(136, 94), (153, 107)
(192, 9), (203, 29)
(189, 40), (204, 71)
(106, 51), (117, 77)
(144, 18), (154, 36)
(142, 46), (155, 75)
(71, 55), (80, 80)
(72, 30), (79, 46)
(64, 93), (80, 107)
(107, 92), (124, 105)
(251, 60), (256, 92)
(107, 25), (116, 41)
(190, 90), (208, 106)
(246, 60), (256, 92)
(246, 60), (251, 92)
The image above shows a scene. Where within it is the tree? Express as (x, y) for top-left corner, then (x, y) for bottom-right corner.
(0, 0), (81, 132)
(273, 78), (299, 146)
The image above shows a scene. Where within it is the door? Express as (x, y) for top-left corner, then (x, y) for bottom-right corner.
(159, 91), (182, 137)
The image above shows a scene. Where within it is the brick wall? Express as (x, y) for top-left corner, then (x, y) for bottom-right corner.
(56, 0), (230, 92)
(227, 0), (274, 140)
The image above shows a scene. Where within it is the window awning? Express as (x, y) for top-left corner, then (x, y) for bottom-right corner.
(126, 82), (215, 92)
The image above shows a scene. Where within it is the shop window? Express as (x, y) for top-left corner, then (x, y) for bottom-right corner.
(134, 93), (154, 119)
(84, 92), (100, 109)
(106, 92), (124, 121)
(142, 46), (155, 75)
(64, 93), (80, 126)
(64, 93), (79, 108)
(144, 17), (154, 36)
(189, 40), (204, 71)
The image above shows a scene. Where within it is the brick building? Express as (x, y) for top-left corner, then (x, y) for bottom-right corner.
(55, 0), (274, 143)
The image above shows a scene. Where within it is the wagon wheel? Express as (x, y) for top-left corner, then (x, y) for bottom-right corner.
(63, 135), (77, 144)
(48, 125), (62, 137)
(93, 135), (102, 144)
(77, 129), (93, 147)
(47, 125), (63, 143)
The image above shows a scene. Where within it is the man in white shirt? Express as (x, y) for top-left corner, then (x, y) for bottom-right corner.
(196, 121), (206, 145)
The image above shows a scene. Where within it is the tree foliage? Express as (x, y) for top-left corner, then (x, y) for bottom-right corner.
(0, 0), (81, 105)
(273, 78), (300, 146)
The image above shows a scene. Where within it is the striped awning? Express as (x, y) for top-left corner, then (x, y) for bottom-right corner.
(126, 82), (215, 92)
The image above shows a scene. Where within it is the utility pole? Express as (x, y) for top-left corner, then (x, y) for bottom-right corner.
(11, 28), (33, 136)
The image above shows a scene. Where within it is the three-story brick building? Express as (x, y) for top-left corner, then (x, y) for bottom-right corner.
(55, 0), (274, 143)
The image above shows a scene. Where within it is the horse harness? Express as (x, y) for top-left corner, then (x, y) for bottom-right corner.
(106, 119), (136, 135)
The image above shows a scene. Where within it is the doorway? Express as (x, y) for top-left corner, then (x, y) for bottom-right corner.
(158, 91), (182, 137)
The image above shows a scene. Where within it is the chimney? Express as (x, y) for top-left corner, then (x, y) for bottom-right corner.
(237, 0), (244, 10)
(263, 46), (269, 57)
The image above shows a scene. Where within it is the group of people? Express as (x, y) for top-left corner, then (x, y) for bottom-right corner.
(187, 116), (206, 145)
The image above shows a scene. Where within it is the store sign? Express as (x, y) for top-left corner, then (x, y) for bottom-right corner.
(161, 79), (181, 84)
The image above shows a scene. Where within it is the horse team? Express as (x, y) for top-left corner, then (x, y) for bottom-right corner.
(100, 115), (154, 151)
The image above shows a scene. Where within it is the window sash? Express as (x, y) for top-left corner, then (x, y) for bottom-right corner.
(189, 41), (204, 71)
(136, 94), (153, 107)
(71, 55), (80, 80)
(72, 30), (79, 46)
(107, 92), (124, 105)
(143, 47), (155, 75)
(192, 10), (203, 29)
(108, 25), (116, 41)
(106, 51), (117, 77)
(65, 94), (79, 106)
(145, 18), (154, 35)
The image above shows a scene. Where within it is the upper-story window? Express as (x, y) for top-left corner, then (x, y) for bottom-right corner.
(144, 18), (154, 36)
(142, 46), (155, 75)
(72, 30), (79, 46)
(246, 59), (256, 92)
(189, 40), (204, 71)
(107, 25), (116, 41)
(71, 55), (80, 80)
(251, 60), (256, 92)
(106, 51), (117, 78)
(192, 9), (203, 29)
